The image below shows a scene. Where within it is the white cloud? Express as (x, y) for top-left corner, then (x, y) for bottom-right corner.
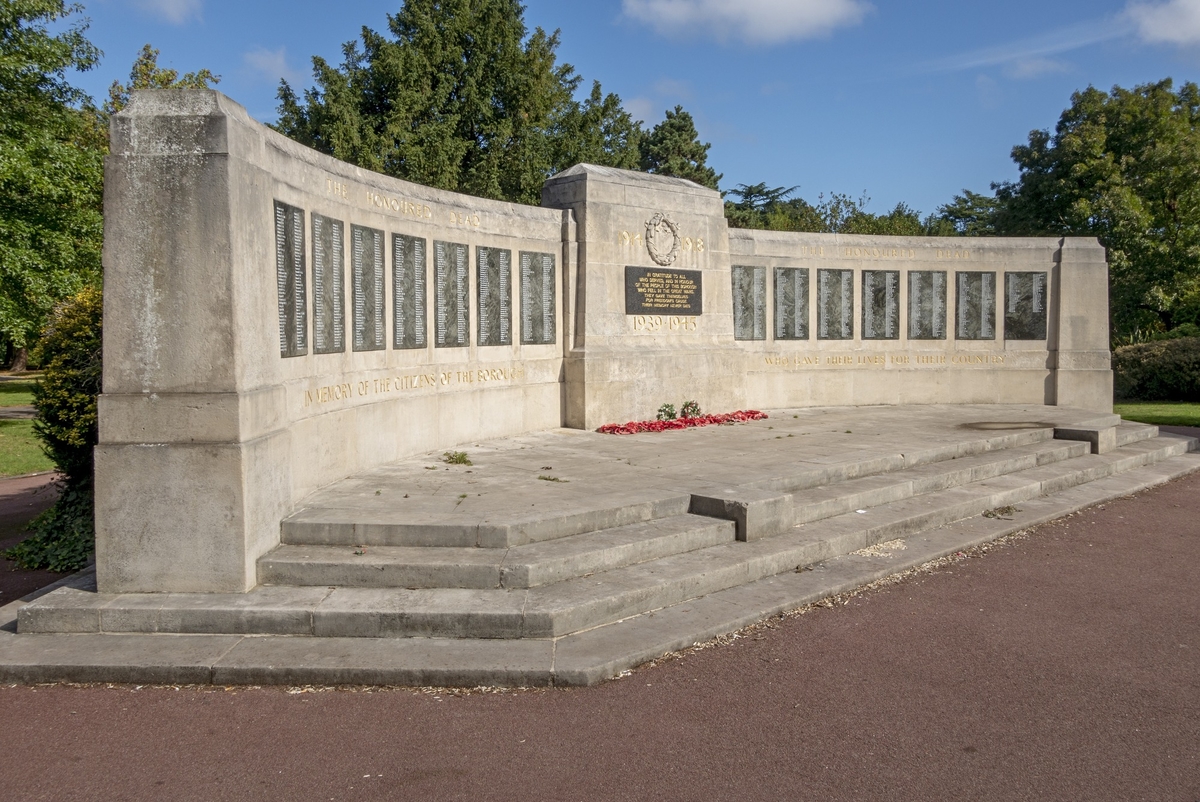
(652, 78), (693, 99)
(1127, 0), (1200, 44)
(1003, 57), (1071, 79)
(921, 21), (1121, 74)
(244, 47), (306, 87)
(975, 74), (1002, 110)
(130, 0), (202, 25)
(625, 76), (694, 125)
(622, 0), (869, 45)
(625, 96), (655, 125)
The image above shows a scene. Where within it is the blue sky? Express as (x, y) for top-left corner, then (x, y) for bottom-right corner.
(65, 0), (1200, 215)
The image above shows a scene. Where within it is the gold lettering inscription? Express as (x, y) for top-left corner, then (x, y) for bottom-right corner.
(842, 247), (917, 260)
(304, 382), (354, 406)
(951, 354), (1005, 364)
(619, 231), (702, 252)
(631, 271), (699, 311)
(448, 211), (482, 227)
(761, 352), (1008, 370)
(325, 178), (349, 199)
(365, 190), (433, 220)
(631, 315), (697, 332)
(302, 366), (527, 408)
(935, 249), (973, 260)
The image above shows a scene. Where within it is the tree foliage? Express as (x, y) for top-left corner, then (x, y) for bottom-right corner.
(0, 33), (218, 568)
(638, 105), (721, 190)
(275, 0), (642, 204)
(925, 189), (999, 236)
(724, 184), (928, 235)
(0, 1), (104, 358)
(5, 286), (102, 571)
(1007, 80), (1200, 337)
(1112, 336), (1200, 401)
(944, 79), (1200, 338)
(104, 43), (220, 116)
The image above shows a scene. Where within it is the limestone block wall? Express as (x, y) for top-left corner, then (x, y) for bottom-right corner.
(543, 165), (744, 429)
(542, 166), (1111, 428)
(97, 91), (568, 593)
(95, 90), (1111, 594)
(726, 230), (1111, 410)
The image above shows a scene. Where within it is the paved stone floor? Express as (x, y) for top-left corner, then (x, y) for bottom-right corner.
(289, 403), (1115, 532)
(1, 458), (1197, 801)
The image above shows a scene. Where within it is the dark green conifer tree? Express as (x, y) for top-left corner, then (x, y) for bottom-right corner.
(638, 105), (721, 190)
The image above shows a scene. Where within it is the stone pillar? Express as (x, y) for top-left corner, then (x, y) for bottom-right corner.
(95, 91), (292, 594)
(1053, 237), (1113, 412)
(542, 165), (744, 429)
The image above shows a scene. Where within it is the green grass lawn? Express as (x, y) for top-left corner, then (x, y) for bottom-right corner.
(0, 420), (53, 476)
(1114, 401), (1200, 428)
(0, 377), (38, 408)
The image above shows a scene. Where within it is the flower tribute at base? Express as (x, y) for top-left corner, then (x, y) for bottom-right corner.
(597, 410), (768, 435)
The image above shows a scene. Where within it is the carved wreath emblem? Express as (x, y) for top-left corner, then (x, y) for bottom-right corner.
(645, 213), (681, 266)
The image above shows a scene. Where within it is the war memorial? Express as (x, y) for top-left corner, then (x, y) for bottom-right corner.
(1, 90), (1197, 686)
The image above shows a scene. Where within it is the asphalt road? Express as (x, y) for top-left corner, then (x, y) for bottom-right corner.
(1, 467), (1198, 801)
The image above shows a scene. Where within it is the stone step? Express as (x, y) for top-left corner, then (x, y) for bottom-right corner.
(280, 427), (1068, 551)
(733, 426), (1060, 494)
(21, 434), (1192, 640)
(259, 514), (737, 590)
(282, 427), (1065, 550)
(281, 492), (695, 549)
(6, 449), (1198, 689)
(691, 438), (1092, 540)
(1115, 421), (1157, 447)
(264, 439), (1087, 591)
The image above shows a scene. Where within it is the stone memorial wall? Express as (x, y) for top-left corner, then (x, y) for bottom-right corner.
(774, 267), (809, 341)
(907, 270), (945, 340)
(520, 251), (556, 345)
(98, 90), (1112, 593)
(391, 233), (426, 350)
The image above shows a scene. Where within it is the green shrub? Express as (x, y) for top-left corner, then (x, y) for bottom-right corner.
(1113, 336), (1200, 401)
(4, 482), (94, 572)
(3, 287), (102, 571)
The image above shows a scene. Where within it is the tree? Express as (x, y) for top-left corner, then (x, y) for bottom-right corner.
(0, 0), (104, 368)
(838, 199), (926, 236)
(926, 189), (1000, 236)
(276, 0), (639, 204)
(724, 185), (931, 235)
(5, 286), (102, 571)
(990, 79), (1200, 337)
(724, 182), (798, 228)
(104, 43), (220, 116)
(639, 105), (721, 190)
(551, 80), (642, 171)
(0, 38), (219, 569)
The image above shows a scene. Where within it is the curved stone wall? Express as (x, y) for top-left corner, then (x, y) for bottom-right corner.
(97, 91), (571, 592)
(95, 90), (1111, 593)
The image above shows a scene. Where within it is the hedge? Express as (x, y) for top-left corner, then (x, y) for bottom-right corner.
(1112, 336), (1200, 401)
(4, 286), (102, 571)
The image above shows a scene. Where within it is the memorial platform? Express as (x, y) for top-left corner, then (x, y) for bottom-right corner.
(3, 404), (1197, 687)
